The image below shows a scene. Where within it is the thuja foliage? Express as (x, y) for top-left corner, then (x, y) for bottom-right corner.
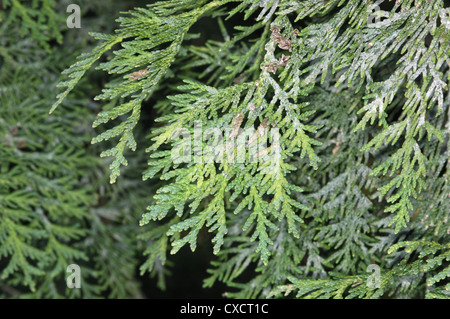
(1, 0), (449, 298)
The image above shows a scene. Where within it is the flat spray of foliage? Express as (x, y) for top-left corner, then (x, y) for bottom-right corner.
(1, 0), (449, 298)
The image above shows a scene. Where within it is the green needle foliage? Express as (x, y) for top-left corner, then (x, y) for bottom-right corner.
(1, 0), (449, 298)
